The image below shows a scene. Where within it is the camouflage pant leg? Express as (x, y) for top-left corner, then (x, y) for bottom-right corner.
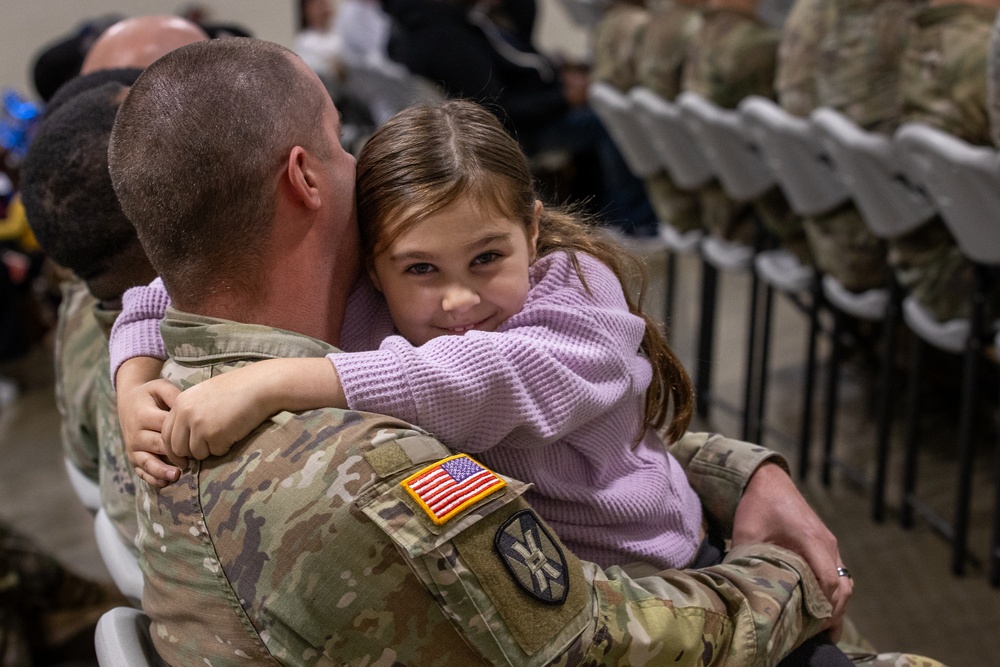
(753, 186), (812, 265)
(803, 205), (889, 292)
(644, 172), (703, 233)
(888, 218), (977, 322)
(698, 181), (758, 245)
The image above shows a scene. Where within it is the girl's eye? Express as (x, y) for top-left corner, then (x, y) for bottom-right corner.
(472, 251), (501, 266)
(405, 263), (435, 275)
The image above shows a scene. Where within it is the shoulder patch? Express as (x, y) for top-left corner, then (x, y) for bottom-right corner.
(401, 454), (506, 525)
(493, 509), (569, 605)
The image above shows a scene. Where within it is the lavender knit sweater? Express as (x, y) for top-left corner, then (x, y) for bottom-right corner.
(110, 251), (703, 569)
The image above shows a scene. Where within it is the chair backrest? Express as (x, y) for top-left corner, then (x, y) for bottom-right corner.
(557, 0), (607, 26)
(895, 122), (1000, 265)
(588, 81), (663, 179)
(629, 87), (715, 190)
(342, 56), (444, 126)
(738, 96), (850, 217)
(811, 108), (935, 239)
(677, 91), (776, 201)
(95, 607), (163, 667)
(64, 457), (100, 513)
(94, 508), (144, 605)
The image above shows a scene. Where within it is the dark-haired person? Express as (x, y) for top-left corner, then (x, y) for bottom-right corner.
(21, 78), (154, 549)
(103, 36), (943, 666)
(20, 15), (208, 543)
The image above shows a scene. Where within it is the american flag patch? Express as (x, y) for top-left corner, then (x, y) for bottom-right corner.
(401, 454), (506, 525)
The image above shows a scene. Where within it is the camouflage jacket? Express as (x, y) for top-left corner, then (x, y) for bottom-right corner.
(682, 7), (780, 109)
(55, 279), (103, 483)
(636, 3), (704, 100)
(593, 4), (650, 92)
(989, 12), (1000, 146)
(54, 279), (138, 548)
(778, 0), (921, 132)
(139, 308), (835, 666)
(901, 3), (997, 144)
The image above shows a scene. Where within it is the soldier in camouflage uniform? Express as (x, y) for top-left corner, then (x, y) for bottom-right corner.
(683, 0), (808, 261)
(593, 0), (700, 233)
(22, 17), (209, 549)
(103, 37), (947, 667)
(988, 11), (1000, 145)
(776, 0), (922, 292)
(21, 77), (159, 550)
(894, 0), (1000, 322)
(630, 0), (707, 233)
(592, 0), (650, 93)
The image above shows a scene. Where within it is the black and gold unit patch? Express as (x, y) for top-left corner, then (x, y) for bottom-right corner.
(493, 509), (568, 605)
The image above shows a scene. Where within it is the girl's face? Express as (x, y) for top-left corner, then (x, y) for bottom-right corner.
(370, 195), (540, 346)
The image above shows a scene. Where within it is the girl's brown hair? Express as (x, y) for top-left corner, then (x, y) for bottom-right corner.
(356, 100), (693, 443)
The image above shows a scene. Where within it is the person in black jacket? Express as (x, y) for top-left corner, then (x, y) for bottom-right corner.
(385, 0), (658, 236)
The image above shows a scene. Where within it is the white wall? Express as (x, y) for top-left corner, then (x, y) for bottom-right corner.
(0, 1), (295, 98)
(0, 0), (591, 100)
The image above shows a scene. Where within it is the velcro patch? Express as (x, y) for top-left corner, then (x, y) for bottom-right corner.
(401, 454), (506, 525)
(493, 510), (568, 605)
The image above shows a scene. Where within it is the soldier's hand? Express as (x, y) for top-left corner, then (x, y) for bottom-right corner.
(731, 462), (853, 641)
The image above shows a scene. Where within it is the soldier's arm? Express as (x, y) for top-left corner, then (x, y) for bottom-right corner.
(668, 431), (786, 537)
(669, 432), (852, 637)
(564, 543), (832, 666)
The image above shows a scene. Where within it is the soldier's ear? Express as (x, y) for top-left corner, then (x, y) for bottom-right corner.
(286, 146), (321, 210)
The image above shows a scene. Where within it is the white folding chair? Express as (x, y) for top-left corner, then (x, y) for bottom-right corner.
(810, 108), (938, 517)
(677, 91), (777, 425)
(64, 457), (101, 513)
(629, 86), (714, 335)
(94, 508), (144, 606)
(736, 96), (853, 463)
(895, 122), (1000, 578)
(588, 81), (665, 182)
(342, 55), (444, 126)
(95, 607), (163, 667)
(556, 0), (607, 26)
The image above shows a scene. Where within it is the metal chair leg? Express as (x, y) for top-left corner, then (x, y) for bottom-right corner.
(951, 265), (988, 576)
(901, 332), (926, 529)
(695, 261), (718, 420)
(798, 275), (822, 482)
(872, 281), (901, 523)
(821, 308), (844, 487)
(742, 267), (762, 441)
(753, 284), (774, 445)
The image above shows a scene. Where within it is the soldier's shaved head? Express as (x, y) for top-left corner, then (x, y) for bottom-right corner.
(81, 15), (208, 74)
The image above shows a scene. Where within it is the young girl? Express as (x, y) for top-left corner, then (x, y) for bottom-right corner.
(113, 100), (703, 570)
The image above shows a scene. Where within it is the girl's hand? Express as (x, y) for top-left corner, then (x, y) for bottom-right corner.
(159, 357), (346, 463)
(120, 378), (182, 487)
(116, 356), (182, 488)
(161, 368), (276, 462)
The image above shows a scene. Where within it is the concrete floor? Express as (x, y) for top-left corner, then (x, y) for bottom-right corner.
(1, 246), (998, 666)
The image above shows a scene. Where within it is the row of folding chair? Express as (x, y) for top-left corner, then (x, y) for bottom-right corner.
(588, 81), (1000, 585)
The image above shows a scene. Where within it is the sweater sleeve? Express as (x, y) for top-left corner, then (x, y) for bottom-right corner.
(108, 277), (171, 388)
(330, 252), (649, 452)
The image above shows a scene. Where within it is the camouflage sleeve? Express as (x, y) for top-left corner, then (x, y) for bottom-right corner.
(561, 543), (832, 666)
(775, 0), (825, 116)
(990, 13), (1000, 147)
(668, 431), (789, 538)
(54, 280), (101, 482)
